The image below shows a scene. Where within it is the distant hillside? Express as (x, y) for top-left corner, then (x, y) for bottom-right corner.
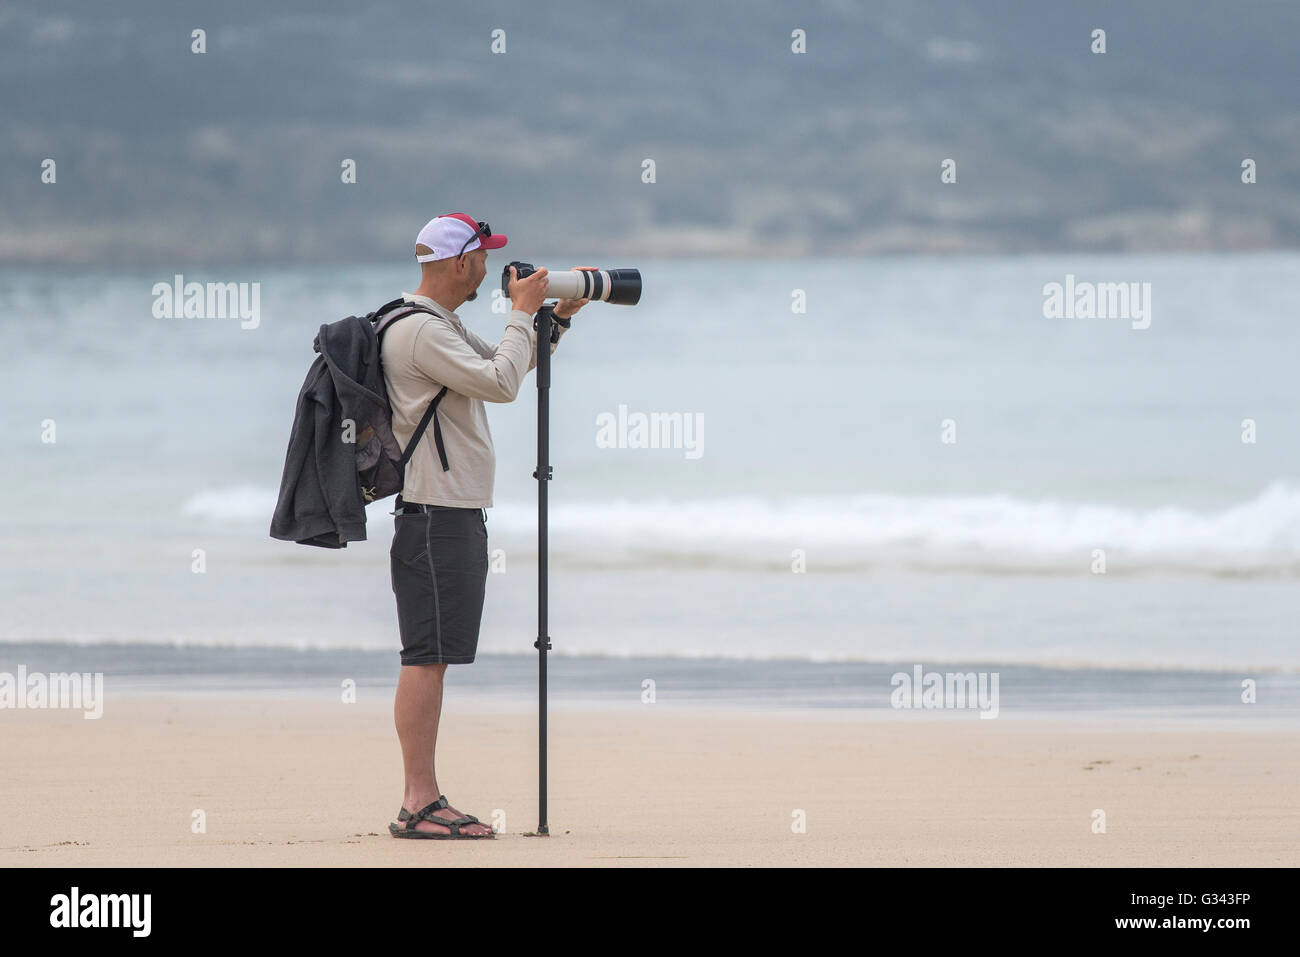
(2, 0), (1298, 265)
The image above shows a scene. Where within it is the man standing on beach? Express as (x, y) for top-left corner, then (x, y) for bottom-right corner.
(382, 213), (587, 838)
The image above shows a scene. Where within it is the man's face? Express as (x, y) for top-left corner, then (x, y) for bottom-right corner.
(462, 248), (488, 301)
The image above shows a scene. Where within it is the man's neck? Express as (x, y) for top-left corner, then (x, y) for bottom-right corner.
(410, 283), (461, 314)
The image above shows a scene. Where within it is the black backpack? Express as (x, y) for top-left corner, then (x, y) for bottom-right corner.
(355, 297), (451, 503)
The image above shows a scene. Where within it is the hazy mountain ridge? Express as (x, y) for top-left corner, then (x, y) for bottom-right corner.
(2, 0), (1298, 265)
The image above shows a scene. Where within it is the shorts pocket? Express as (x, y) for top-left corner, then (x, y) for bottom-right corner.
(391, 514), (429, 564)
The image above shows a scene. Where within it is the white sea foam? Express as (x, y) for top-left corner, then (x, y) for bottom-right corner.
(182, 484), (277, 522)
(182, 481), (1300, 573)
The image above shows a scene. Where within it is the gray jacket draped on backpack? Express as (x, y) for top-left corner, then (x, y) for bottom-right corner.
(269, 317), (382, 547)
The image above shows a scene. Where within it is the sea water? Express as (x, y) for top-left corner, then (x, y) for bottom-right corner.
(2, 254), (1298, 713)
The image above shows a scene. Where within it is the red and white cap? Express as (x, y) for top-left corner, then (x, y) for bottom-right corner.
(414, 213), (508, 262)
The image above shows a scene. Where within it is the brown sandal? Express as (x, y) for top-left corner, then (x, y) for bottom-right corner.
(389, 796), (494, 840)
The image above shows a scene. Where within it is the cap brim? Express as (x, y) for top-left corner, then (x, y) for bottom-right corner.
(480, 234), (508, 250)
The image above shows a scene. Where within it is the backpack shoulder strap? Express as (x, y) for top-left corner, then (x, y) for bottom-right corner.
(400, 385), (450, 471)
(371, 299), (451, 473)
(373, 299), (437, 340)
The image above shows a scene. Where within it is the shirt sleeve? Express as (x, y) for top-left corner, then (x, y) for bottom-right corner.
(459, 311), (570, 376)
(410, 311), (540, 403)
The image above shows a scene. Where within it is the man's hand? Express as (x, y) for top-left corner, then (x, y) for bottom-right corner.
(553, 296), (590, 320)
(508, 265), (549, 316)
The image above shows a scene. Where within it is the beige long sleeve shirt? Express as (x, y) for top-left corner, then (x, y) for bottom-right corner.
(380, 292), (567, 508)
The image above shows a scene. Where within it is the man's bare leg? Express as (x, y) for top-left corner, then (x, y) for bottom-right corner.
(393, 663), (491, 836)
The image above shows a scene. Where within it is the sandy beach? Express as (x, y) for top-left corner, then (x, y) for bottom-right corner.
(1, 694), (1295, 867)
